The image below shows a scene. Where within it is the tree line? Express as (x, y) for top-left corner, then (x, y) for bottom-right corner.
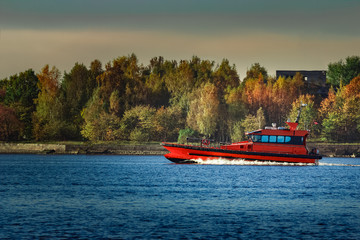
(1, 54), (360, 143)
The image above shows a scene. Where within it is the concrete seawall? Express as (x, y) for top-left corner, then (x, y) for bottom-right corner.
(0, 142), (359, 157)
(0, 143), (167, 155)
(0, 143), (66, 154)
(307, 143), (360, 158)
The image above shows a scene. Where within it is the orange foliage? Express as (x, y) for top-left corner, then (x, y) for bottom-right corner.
(344, 76), (360, 98)
(318, 88), (336, 120)
(36, 65), (60, 97)
(243, 74), (304, 124)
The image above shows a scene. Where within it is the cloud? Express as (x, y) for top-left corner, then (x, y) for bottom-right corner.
(1, 29), (359, 79)
(1, 0), (359, 38)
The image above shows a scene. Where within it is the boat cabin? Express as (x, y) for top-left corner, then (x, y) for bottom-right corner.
(221, 122), (309, 155)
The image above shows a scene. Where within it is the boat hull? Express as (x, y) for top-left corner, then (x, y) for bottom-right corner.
(162, 143), (322, 164)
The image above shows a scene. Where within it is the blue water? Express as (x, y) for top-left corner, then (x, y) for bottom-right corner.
(1, 155), (359, 239)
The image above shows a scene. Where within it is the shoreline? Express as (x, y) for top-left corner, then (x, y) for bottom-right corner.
(0, 143), (167, 156)
(0, 142), (359, 158)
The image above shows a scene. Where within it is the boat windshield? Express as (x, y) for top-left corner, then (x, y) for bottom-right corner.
(249, 134), (304, 145)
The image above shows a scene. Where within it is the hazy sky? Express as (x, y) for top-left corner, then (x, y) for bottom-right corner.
(1, 0), (359, 79)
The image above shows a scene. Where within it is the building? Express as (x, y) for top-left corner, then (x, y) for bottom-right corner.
(276, 70), (326, 86)
(276, 70), (328, 96)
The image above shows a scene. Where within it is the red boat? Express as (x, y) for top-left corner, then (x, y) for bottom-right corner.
(162, 106), (322, 164)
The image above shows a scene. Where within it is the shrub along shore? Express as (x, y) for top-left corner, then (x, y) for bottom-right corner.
(0, 142), (359, 158)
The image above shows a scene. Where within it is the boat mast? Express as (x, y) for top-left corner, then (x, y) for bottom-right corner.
(295, 103), (307, 123)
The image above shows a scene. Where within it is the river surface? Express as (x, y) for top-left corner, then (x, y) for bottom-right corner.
(0, 155), (359, 239)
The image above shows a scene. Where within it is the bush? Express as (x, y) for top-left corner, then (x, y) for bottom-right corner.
(130, 128), (150, 142)
(177, 128), (199, 144)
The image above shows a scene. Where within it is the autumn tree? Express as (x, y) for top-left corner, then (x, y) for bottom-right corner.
(33, 65), (68, 140)
(244, 74), (268, 115)
(320, 76), (360, 142)
(270, 74), (304, 124)
(0, 104), (22, 141)
(1, 70), (39, 139)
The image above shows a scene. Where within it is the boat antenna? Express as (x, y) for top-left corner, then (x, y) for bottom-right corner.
(295, 103), (307, 123)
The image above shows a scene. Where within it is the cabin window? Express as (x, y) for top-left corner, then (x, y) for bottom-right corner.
(292, 136), (304, 145)
(250, 135), (261, 142)
(269, 135), (277, 143)
(251, 135), (304, 145)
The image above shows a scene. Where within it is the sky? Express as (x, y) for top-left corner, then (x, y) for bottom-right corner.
(0, 0), (359, 80)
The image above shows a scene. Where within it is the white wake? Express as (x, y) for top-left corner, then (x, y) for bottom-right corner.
(189, 158), (360, 167)
(191, 158), (316, 166)
(318, 162), (360, 167)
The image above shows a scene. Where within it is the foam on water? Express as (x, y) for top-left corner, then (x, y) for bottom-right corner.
(191, 158), (315, 166)
(318, 162), (360, 167)
(191, 158), (360, 167)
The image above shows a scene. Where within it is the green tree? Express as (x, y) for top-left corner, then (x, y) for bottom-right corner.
(153, 106), (185, 141)
(61, 63), (91, 139)
(224, 86), (248, 141)
(230, 121), (243, 142)
(187, 82), (220, 138)
(177, 128), (199, 144)
(62, 63), (90, 112)
(97, 54), (145, 116)
(119, 105), (156, 142)
(243, 63), (268, 82)
(327, 56), (360, 87)
(242, 108), (265, 133)
(287, 95), (317, 131)
(165, 56), (213, 111)
(89, 59), (103, 97)
(143, 57), (173, 107)
(213, 59), (240, 92)
(81, 88), (105, 141)
(230, 107), (265, 142)
(81, 88), (121, 141)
